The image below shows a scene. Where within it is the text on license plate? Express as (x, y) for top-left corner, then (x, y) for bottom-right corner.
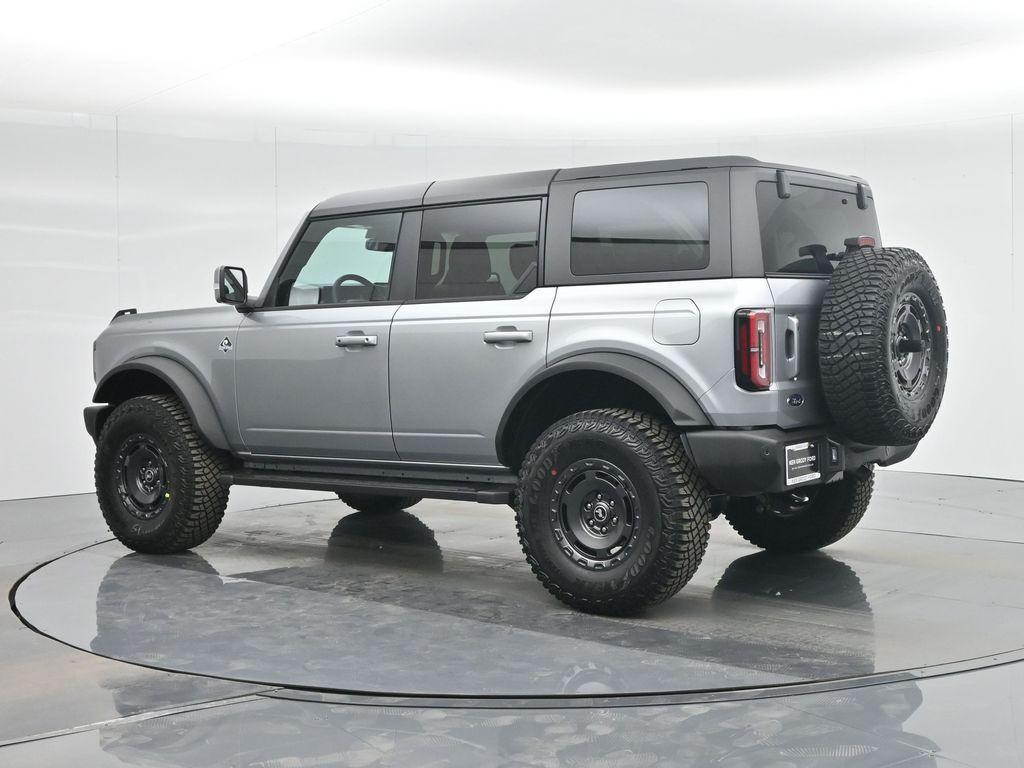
(785, 441), (821, 485)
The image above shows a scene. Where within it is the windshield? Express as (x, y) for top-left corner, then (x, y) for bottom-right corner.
(756, 181), (880, 275)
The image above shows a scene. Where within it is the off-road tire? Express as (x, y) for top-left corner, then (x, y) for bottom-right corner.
(724, 469), (874, 553)
(337, 494), (422, 514)
(818, 247), (948, 445)
(95, 394), (230, 553)
(515, 408), (712, 615)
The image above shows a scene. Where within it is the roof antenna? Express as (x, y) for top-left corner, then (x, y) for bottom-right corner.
(776, 170), (791, 200)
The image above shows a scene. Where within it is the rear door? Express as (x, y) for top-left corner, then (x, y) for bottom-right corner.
(388, 199), (553, 465)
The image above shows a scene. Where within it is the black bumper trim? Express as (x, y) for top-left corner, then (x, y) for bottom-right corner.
(681, 427), (916, 496)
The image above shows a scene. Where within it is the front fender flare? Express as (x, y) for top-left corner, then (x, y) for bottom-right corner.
(92, 357), (230, 450)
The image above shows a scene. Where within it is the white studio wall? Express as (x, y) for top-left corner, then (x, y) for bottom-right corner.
(1, 107), (1021, 501)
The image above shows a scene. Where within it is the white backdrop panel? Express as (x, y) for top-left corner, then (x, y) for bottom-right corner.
(0, 111), (117, 499)
(0, 111), (1020, 500)
(116, 117), (278, 313)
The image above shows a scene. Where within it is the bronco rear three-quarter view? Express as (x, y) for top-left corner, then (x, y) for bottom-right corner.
(84, 156), (948, 615)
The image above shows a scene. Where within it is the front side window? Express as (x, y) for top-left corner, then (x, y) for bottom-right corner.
(271, 212), (401, 307)
(756, 182), (880, 275)
(570, 183), (710, 276)
(416, 200), (541, 300)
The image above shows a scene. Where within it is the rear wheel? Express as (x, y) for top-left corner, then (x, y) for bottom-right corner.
(337, 494), (422, 514)
(516, 408), (712, 615)
(724, 469), (874, 553)
(95, 394), (230, 554)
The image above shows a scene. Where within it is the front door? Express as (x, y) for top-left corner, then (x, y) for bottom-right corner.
(235, 211), (404, 460)
(389, 199), (553, 465)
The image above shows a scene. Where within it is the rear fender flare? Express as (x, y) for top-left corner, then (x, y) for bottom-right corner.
(495, 351), (709, 464)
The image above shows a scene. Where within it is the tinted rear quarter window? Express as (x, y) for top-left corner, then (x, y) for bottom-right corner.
(757, 182), (881, 275)
(570, 183), (710, 276)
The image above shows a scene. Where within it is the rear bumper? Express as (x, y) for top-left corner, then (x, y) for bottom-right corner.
(681, 427), (916, 496)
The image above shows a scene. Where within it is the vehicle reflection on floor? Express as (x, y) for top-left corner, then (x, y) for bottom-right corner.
(61, 495), (1023, 704)
(85, 510), (938, 767)
(83, 511), (888, 693)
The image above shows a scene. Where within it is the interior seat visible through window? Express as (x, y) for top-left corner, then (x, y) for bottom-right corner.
(415, 200), (541, 301)
(508, 243), (538, 293)
(429, 244), (505, 299)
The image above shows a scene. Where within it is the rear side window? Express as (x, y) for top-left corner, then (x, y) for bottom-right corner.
(416, 200), (541, 300)
(570, 183), (710, 276)
(757, 182), (881, 275)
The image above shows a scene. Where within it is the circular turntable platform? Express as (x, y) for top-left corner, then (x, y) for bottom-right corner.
(14, 476), (1024, 702)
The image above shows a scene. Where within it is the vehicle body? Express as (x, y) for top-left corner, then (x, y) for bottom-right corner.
(85, 156), (947, 614)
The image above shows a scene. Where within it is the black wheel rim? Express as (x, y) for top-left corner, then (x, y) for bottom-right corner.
(764, 487), (820, 518)
(550, 459), (639, 570)
(890, 291), (933, 401)
(115, 434), (169, 520)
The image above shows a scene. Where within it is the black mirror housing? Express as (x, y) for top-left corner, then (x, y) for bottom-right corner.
(214, 266), (251, 312)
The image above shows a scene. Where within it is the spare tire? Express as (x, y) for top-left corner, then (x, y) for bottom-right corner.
(818, 247), (948, 446)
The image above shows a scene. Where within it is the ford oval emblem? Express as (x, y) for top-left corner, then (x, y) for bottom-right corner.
(787, 394), (805, 407)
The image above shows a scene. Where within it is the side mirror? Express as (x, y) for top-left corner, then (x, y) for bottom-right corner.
(214, 266), (251, 312)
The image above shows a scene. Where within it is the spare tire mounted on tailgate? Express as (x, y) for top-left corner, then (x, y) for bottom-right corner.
(817, 247), (948, 446)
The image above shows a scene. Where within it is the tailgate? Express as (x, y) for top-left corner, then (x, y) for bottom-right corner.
(768, 277), (828, 429)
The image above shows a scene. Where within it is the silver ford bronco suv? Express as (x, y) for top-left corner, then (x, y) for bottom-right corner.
(85, 156), (948, 615)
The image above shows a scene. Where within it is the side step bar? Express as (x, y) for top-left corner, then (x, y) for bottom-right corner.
(220, 469), (514, 505)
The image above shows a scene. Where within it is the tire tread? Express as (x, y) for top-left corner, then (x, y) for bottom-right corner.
(725, 470), (874, 553)
(818, 247), (947, 445)
(95, 394), (230, 553)
(515, 408), (711, 615)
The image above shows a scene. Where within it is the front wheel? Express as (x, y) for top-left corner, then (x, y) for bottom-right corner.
(724, 469), (874, 553)
(516, 408), (712, 616)
(95, 394), (230, 554)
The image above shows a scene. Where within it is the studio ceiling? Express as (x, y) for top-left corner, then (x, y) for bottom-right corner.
(3, 0), (1024, 138)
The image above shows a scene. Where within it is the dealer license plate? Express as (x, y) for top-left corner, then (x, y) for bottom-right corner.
(785, 441), (821, 486)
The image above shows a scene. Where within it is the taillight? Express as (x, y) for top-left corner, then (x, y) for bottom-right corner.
(735, 309), (772, 391)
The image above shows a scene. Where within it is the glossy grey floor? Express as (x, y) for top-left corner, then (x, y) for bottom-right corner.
(2, 472), (1023, 766)
(15, 481), (1024, 698)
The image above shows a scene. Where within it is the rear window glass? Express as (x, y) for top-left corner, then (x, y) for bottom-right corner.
(570, 183), (710, 276)
(757, 181), (880, 275)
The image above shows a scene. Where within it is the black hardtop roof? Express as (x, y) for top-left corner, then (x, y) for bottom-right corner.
(311, 156), (864, 218)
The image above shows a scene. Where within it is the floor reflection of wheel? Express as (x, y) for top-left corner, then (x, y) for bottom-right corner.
(325, 510), (443, 573)
(516, 408), (712, 616)
(92, 551), (223, 663)
(713, 550), (871, 611)
(336, 493), (421, 514)
(724, 469), (874, 552)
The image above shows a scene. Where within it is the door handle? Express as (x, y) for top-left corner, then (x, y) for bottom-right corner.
(483, 329), (533, 344)
(336, 334), (378, 347)
(782, 315), (799, 380)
